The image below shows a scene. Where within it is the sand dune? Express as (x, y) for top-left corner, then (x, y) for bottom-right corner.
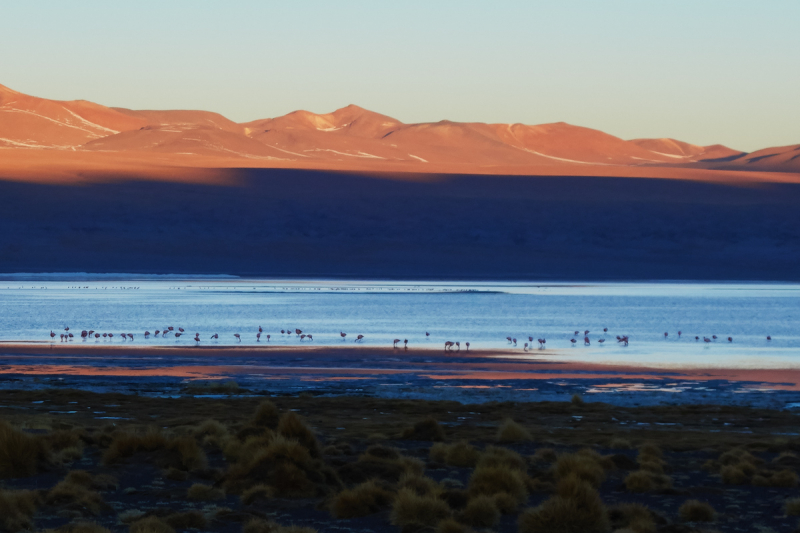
(0, 82), (797, 181)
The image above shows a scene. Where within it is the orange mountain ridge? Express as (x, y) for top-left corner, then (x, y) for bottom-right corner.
(1, 82), (797, 181)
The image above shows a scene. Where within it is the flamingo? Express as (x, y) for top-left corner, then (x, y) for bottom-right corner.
(108, 333), (113, 338)
(703, 337), (711, 343)
(444, 341), (454, 351)
(178, 327), (184, 333)
(712, 335), (718, 340)
(145, 331), (150, 338)
(425, 332), (430, 337)
(168, 327), (174, 331)
(598, 338), (605, 344)
(506, 336), (512, 344)
(50, 331), (56, 340)
(94, 333), (100, 339)
(512, 338), (517, 346)
(574, 331), (579, 336)
(356, 334), (364, 342)
(465, 342), (469, 351)
(257, 332), (261, 342)
(300, 334), (307, 340)
(307, 334), (313, 341)
(455, 342), (460, 351)
(584, 336), (590, 346)
(695, 336), (699, 341)
(64, 327), (69, 332)
(154, 330), (160, 336)
(175, 332), (181, 338)
(584, 330), (590, 335)
(603, 327), (608, 333)
(618, 336), (629, 346)
(68, 333), (73, 339)
(128, 334), (133, 340)
(528, 336), (533, 343)
(404, 339), (408, 349)
(664, 332), (668, 339)
(59, 334), (64, 341)
(678, 330), (682, 338)
(570, 338), (577, 345)
(340, 332), (347, 340)
(234, 333), (241, 342)
(211, 333), (219, 340)
(194, 334), (200, 343)
(81, 330), (88, 339)
(727, 337), (732, 342)
(266, 334), (271, 341)
(281, 330), (285, 334)
(258, 326), (263, 333)
(538, 338), (546, 348)
(88, 330), (94, 338)
(295, 329), (302, 336)
(103, 333), (107, 338)
(393, 339), (401, 348)
(767, 336), (772, 341)
(524, 342), (528, 351)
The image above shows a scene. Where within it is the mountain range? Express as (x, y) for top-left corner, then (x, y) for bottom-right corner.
(2, 82), (798, 181)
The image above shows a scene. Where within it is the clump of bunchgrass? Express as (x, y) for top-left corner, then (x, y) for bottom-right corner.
(467, 464), (528, 507)
(430, 441), (480, 467)
(608, 503), (657, 533)
(329, 479), (395, 518)
(518, 476), (609, 533)
(401, 418), (446, 441)
(0, 489), (40, 532)
(0, 420), (52, 478)
(187, 483), (225, 501)
(459, 494), (500, 527)
(496, 419), (532, 443)
(678, 499), (716, 522)
(390, 488), (451, 529)
(103, 429), (207, 471)
(129, 516), (175, 533)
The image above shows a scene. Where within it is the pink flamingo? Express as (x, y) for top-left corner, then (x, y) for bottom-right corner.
(603, 327), (608, 333)
(340, 332), (347, 340)
(258, 326), (263, 333)
(598, 338), (605, 344)
(584, 330), (590, 335)
(234, 333), (241, 342)
(64, 327), (70, 332)
(108, 333), (114, 338)
(145, 331), (150, 338)
(300, 334), (307, 340)
(356, 334), (364, 342)
(455, 342), (460, 351)
(678, 330), (682, 338)
(68, 333), (73, 339)
(712, 335), (717, 340)
(404, 339), (408, 349)
(257, 332), (261, 342)
(94, 333), (100, 339)
(194, 334), (200, 343)
(444, 341), (454, 351)
(465, 341), (469, 351)
(767, 336), (771, 341)
(727, 337), (732, 342)
(426, 332), (430, 337)
(103, 333), (107, 338)
(524, 342), (528, 351)
(211, 333), (219, 340)
(50, 331), (55, 340)
(168, 327), (174, 331)
(570, 338), (577, 345)
(175, 332), (181, 338)
(127, 334), (133, 340)
(178, 327), (184, 333)
(295, 329), (302, 336)
(703, 337), (711, 343)
(266, 334), (271, 341)
(393, 339), (401, 348)
(512, 338), (517, 346)
(281, 329), (285, 334)
(81, 330), (88, 339)
(154, 330), (160, 336)
(664, 332), (668, 339)
(307, 334), (312, 341)
(584, 336), (590, 346)
(506, 336), (512, 343)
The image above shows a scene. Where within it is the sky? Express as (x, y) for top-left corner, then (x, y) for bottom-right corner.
(1, 1), (798, 152)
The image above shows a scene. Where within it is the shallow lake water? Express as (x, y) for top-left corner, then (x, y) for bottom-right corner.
(0, 277), (797, 369)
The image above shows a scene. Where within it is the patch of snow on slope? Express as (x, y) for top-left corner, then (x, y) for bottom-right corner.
(408, 154), (428, 163)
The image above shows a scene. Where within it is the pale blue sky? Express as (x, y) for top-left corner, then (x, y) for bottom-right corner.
(1, 1), (798, 151)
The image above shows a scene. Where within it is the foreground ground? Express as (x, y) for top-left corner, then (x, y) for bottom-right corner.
(2, 388), (800, 533)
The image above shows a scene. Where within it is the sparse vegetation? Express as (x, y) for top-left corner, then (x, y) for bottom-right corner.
(679, 499), (716, 522)
(468, 464), (528, 507)
(330, 479), (394, 518)
(518, 476), (610, 533)
(496, 418), (532, 442)
(390, 488), (451, 528)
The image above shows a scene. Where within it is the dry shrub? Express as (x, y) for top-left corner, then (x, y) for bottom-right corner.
(252, 401), (280, 427)
(330, 479), (394, 518)
(459, 495), (500, 527)
(194, 419), (228, 440)
(164, 510), (208, 530)
(0, 489), (39, 532)
(103, 430), (207, 471)
(785, 497), (800, 516)
(752, 469), (798, 487)
(436, 518), (469, 533)
(164, 467), (189, 481)
(243, 518), (317, 533)
(224, 435), (340, 497)
(570, 394), (585, 406)
(577, 448), (616, 470)
(46, 479), (106, 515)
(339, 449), (421, 485)
(187, 483), (225, 501)
(554, 453), (606, 487)
(430, 441), (480, 467)
(467, 465), (528, 507)
(57, 522), (112, 533)
(496, 419), (532, 443)
(638, 443), (662, 460)
(0, 420), (51, 478)
(477, 446), (527, 471)
(608, 503), (656, 533)
(623, 471), (671, 493)
(241, 484), (273, 505)
(518, 476), (609, 533)
(402, 418), (446, 441)
(130, 516), (175, 533)
(609, 438), (632, 450)
(277, 412), (321, 458)
(400, 472), (441, 497)
(678, 499), (716, 522)
(64, 470), (118, 491)
(637, 458), (666, 474)
(720, 465), (749, 485)
(532, 447), (558, 463)
(390, 488), (451, 528)
(492, 491), (521, 514)
(719, 448), (761, 466)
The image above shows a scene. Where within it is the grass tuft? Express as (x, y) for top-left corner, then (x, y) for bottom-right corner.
(401, 418), (446, 441)
(277, 412), (321, 458)
(608, 503), (656, 533)
(129, 516), (176, 533)
(496, 419), (532, 443)
(164, 510), (208, 530)
(785, 497), (800, 516)
(678, 499), (716, 522)
(46, 478), (106, 515)
(103, 429), (207, 471)
(0, 489), (39, 532)
(187, 483), (225, 501)
(554, 453), (606, 487)
(468, 464), (528, 507)
(518, 476), (609, 533)
(0, 420), (51, 478)
(459, 494), (500, 527)
(623, 471), (671, 493)
(241, 484), (274, 505)
(330, 479), (394, 518)
(390, 488), (451, 528)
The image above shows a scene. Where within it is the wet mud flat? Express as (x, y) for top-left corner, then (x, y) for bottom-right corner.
(2, 389), (800, 533)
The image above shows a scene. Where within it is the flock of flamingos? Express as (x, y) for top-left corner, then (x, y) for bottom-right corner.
(47, 326), (773, 350)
